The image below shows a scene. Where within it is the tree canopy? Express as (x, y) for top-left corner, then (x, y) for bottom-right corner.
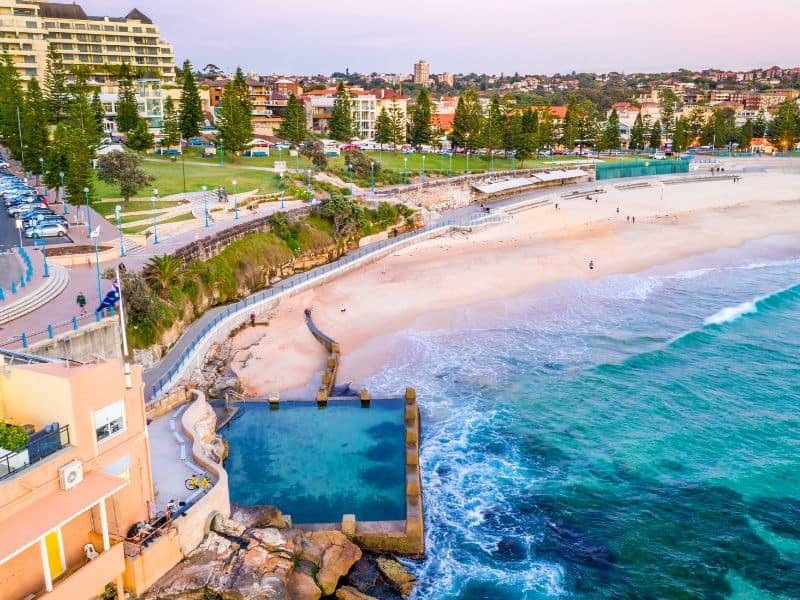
(216, 67), (253, 155)
(96, 149), (155, 202)
(178, 59), (203, 139)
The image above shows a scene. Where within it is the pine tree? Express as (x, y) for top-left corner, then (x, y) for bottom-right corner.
(649, 120), (662, 150)
(509, 112), (533, 165)
(22, 78), (50, 172)
(44, 122), (70, 199)
(536, 108), (555, 153)
(373, 107), (393, 147)
(126, 118), (154, 151)
(659, 89), (678, 142)
(449, 89), (483, 152)
(600, 108), (621, 152)
(92, 91), (105, 139)
(44, 48), (68, 124)
(521, 108), (539, 155)
(329, 82), (353, 142)
(767, 99), (800, 152)
(63, 76), (100, 200)
(388, 101), (405, 146)
(740, 119), (754, 150)
(116, 65), (139, 133)
(629, 112), (645, 150)
(178, 59), (203, 139)
(161, 96), (180, 147)
(481, 94), (504, 157)
(409, 87), (433, 148)
(275, 93), (307, 146)
(0, 52), (25, 161)
(561, 96), (579, 149)
(216, 67), (253, 156)
(672, 117), (690, 152)
(752, 111), (767, 138)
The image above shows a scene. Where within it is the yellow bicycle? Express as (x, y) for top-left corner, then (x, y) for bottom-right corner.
(184, 473), (212, 491)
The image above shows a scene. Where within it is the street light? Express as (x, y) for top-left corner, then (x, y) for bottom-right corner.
(232, 180), (238, 219)
(83, 186), (91, 230)
(403, 156), (408, 185)
(219, 139), (225, 166)
(60, 171), (67, 214)
(151, 188), (159, 244)
(89, 226), (102, 304)
(115, 204), (126, 256)
(466, 150), (471, 175)
(421, 155), (426, 183)
(348, 164), (353, 195)
(449, 152), (453, 178)
(370, 160), (375, 194)
(202, 185), (209, 227)
(306, 168), (312, 202)
(39, 157), (46, 196)
(38, 235), (49, 278)
(279, 173), (285, 209)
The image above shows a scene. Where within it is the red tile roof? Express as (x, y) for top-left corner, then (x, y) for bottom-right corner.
(432, 112), (455, 132)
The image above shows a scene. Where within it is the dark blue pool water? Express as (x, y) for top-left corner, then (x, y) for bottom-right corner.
(221, 400), (407, 524)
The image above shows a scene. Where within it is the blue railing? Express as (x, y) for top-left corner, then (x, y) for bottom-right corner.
(0, 307), (116, 349)
(0, 424), (70, 480)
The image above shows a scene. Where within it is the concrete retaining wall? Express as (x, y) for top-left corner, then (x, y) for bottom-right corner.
(29, 316), (122, 363)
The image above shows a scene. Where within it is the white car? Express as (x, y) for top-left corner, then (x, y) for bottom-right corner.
(651, 151), (666, 160)
(24, 222), (67, 238)
(0, 161), (10, 169)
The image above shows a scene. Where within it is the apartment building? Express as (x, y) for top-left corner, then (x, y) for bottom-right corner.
(0, 351), (154, 600)
(303, 87), (378, 140)
(0, 0), (175, 82)
(413, 59), (430, 86)
(99, 77), (164, 132)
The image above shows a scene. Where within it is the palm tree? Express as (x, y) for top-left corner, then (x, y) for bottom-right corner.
(144, 254), (184, 299)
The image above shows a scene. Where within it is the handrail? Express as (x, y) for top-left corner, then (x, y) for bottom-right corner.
(0, 424), (70, 481)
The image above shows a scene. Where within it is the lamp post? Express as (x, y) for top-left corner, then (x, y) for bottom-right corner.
(466, 150), (471, 175)
(202, 185), (209, 227)
(90, 226), (102, 304)
(219, 140), (224, 166)
(403, 156), (408, 185)
(115, 204), (126, 256)
(83, 186), (91, 229)
(370, 160), (375, 193)
(38, 157), (46, 196)
(148, 189), (158, 243)
(38, 235), (49, 277)
(232, 180), (238, 219)
(421, 155), (426, 183)
(512, 151), (516, 172)
(60, 171), (67, 214)
(306, 168), (312, 202)
(449, 152), (453, 178)
(279, 173), (285, 209)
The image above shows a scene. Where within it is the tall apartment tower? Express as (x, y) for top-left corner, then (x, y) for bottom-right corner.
(413, 60), (430, 86)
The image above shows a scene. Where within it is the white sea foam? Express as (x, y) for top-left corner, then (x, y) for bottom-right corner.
(703, 300), (759, 326)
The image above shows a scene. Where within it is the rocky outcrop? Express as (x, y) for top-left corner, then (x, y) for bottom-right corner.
(375, 557), (416, 597)
(345, 556), (403, 600)
(188, 339), (243, 400)
(337, 586), (379, 600)
(191, 395), (227, 463)
(143, 506), (365, 600)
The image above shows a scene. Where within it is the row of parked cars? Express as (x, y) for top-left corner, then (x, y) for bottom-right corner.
(0, 170), (70, 238)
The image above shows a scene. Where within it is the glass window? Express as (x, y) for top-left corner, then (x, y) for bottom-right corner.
(118, 26), (128, 32)
(22, 43), (32, 50)
(90, 25), (100, 31)
(26, 21), (37, 28)
(25, 68), (36, 77)
(104, 25), (114, 31)
(59, 22), (71, 29)
(75, 23), (85, 30)
(132, 27), (142, 33)
(94, 401), (126, 443)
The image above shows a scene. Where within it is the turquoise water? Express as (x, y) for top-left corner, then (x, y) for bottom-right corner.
(365, 235), (800, 599)
(221, 400), (407, 524)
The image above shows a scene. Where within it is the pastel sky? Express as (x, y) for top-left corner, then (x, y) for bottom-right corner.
(80, 0), (798, 75)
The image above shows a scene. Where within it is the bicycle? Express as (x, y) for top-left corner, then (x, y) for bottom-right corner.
(184, 473), (212, 491)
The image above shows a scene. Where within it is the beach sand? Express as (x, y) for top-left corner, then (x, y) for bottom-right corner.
(229, 172), (800, 397)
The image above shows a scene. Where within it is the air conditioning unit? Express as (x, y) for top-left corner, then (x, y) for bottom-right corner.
(59, 461), (84, 490)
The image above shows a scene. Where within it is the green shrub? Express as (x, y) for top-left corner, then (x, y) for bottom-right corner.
(0, 423), (30, 451)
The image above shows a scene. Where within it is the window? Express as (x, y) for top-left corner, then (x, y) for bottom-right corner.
(22, 43), (32, 50)
(25, 68), (36, 77)
(118, 26), (128, 32)
(94, 401), (126, 443)
(90, 24), (100, 31)
(25, 21), (37, 28)
(75, 23), (85, 30)
(44, 22), (56, 29)
(132, 26), (142, 33)
(23, 56), (35, 63)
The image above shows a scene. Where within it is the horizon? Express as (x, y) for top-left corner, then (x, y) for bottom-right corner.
(77, 0), (799, 77)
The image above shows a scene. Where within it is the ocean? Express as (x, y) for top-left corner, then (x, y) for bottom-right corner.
(364, 234), (800, 599)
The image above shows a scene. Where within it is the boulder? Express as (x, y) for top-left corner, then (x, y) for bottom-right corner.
(208, 372), (241, 399)
(295, 530), (362, 595)
(249, 528), (288, 552)
(337, 586), (379, 600)
(375, 557), (416, 597)
(287, 561), (321, 600)
(232, 505), (290, 530)
(210, 515), (246, 539)
(346, 556), (403, 600)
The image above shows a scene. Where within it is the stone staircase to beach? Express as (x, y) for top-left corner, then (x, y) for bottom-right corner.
(0, 263), (69, 325)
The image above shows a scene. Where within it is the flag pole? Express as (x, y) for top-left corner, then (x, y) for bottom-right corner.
(116, 265), (132, 389)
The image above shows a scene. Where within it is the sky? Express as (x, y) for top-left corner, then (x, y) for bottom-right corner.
(81, 0), (799, 76)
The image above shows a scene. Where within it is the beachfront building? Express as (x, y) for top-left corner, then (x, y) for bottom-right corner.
(0, 351), (154, 599)
(303, 87), (379, 140)
(98, 77), (164, 132)
(0, 1), (176, 82)
(413, 59), (430, 86)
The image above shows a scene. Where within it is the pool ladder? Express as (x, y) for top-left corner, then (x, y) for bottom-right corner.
(224, 390), (248, 407)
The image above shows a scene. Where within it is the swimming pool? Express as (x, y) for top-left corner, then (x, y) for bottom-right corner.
(221, 399), (407, 524)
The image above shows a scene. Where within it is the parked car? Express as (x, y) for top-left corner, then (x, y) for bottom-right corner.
(651, 151), (666, 160)
(340, 144), (360, 151)
(29, 215), (69, 230)
(20, 207), (54, 221)
(9, 201), (47, 216)
(24, 222), (67, 238)
(0, 160), (9, 169)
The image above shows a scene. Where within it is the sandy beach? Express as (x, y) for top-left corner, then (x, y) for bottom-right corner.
(228, 171), (800, 397)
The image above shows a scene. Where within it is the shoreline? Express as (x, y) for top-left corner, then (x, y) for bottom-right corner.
(228, 172), (800, 398)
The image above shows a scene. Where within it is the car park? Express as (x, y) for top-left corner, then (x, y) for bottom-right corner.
(30, 215), (69, 230)
(9, 201), (47, 216)
(24, 222), (67, 238)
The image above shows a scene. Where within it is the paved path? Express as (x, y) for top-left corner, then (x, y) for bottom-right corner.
(148, 404), (201, 511)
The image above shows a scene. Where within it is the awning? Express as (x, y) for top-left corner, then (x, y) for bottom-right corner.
(0, 470), (128, 563)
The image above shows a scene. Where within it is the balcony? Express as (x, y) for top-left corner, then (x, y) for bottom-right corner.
(0, 424), (70, 481)
(37, 542), (125, 600)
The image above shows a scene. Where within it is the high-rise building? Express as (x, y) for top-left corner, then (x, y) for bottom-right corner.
(0, 0), (176, 83)
(413, 60), (430, 86)
(439, 72), (454, 87)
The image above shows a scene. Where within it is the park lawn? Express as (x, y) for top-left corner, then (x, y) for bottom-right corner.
(122, 212), (197, 234)
(92, 200), (184, 217)
(92, 159), (283, 200)
(119, 210), (170, 224)
(148, 146), (314, 170)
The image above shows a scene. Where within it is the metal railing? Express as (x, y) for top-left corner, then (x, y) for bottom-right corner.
(0, 310), (116, 350)
(0, 424), (70, 481)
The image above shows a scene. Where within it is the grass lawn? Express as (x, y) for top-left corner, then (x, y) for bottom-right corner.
(92, 159), (283, 200)
(91, 200), (184, 217)
(119, 210), (169, 224)
(122, 212), (197, 234)
(148, 146), (314, 170)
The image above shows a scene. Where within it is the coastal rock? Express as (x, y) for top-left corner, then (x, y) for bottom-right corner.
(287, 561), (321, 600)
(250, 527), (288, 552)
(295, 530), (362, 595)
(232, 504), (290, 529)
(346, 556), (403, 600)
(336, 586), (379, 600)
(210, 514), (246, 539)
(208, 371), (242, 399)
(375, 557), (416, 597)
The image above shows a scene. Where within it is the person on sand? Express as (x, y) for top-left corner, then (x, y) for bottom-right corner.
(340, 304), (346, 313)
(616, 207), (620, 213)
(632, 216), (636, 224)
(626, 215), (630, 222)
(555, 203), (559, 210)
(250, 313), (255, 327)
(589, 260), (594, 270)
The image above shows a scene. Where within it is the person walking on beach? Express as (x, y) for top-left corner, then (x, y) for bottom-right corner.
(632, 216), (636, 224)
(76, 291), (87, 315)
(589, 260), (594, 270)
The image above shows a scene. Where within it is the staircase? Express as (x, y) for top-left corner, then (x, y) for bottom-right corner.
(0, 264), (69, 325)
